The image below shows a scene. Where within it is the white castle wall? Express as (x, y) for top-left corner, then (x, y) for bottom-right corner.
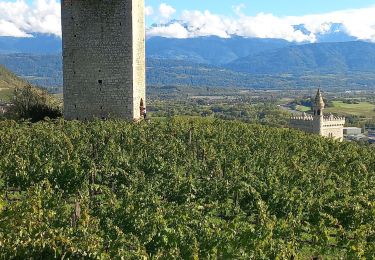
(290, 114), (345, 141)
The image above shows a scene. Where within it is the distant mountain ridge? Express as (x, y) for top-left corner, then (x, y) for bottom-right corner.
(147, 36), (291, 64)
(1, 34), (375, 90)
(227, 41), (375, 74)
(0, 34), (62, 54)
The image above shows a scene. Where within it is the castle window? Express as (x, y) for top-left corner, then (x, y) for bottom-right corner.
(98, 80), (103, 84)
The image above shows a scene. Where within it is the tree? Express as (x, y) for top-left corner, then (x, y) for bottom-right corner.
(6, 84), (62, 122)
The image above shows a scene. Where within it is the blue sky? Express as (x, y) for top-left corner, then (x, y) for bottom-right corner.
(145, 0), (375, 17)
(1, 0), (375, 42)
(16, 0), (375, 16)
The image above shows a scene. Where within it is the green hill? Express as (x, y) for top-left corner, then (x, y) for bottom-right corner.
(1, 118), (374, 258)
(0, 65), (27, 101)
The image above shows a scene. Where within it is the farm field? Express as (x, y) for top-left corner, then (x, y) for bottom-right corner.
(295, 105), (311, 112)
(325, 101), (375, 118)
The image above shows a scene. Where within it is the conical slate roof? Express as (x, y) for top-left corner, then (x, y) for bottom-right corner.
(314, 89), (325, 108)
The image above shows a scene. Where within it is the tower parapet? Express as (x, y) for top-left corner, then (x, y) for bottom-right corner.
(322, 115), (345, 122)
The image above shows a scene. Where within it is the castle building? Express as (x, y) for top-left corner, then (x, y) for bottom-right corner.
(290, 89), (345, 141)
(61, 0), (146, 120)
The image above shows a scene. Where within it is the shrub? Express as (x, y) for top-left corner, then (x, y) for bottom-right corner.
(5, 85), (62, 122)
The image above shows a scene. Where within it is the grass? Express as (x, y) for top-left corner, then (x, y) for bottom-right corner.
(295, 105), (311, 112)
(0, 88), (12, 102)
(325, 101), (375, 118)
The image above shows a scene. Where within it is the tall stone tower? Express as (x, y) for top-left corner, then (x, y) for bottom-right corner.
(61, 0), (146, 120)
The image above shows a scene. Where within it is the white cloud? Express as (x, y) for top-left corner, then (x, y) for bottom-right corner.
(145, 6), (154, 16)
(285, 7), (375, 42)
(181, 10), (233, 38)
(148, 23), (188, 39)
(232, 4), (246, 16)
(158, 3), (176, 19)
(231, 12), (315, 42)
(0, 0), (61, 37)
(148, 5), (375, 42)
(0, 20), (32, 37)
(1, 0), (375, 43)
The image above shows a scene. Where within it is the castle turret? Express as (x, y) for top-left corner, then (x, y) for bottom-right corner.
(312, 89), (325, 135)
(313, 89), (325, 117)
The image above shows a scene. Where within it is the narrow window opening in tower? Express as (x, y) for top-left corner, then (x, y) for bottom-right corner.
(98, 80), (103, 84)
(74, 35), (77, 37)
(100, 106), (103, 110)
(317, 110), (321, 116)
(74, 104), (77, 108)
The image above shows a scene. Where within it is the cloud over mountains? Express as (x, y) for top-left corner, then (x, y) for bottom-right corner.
(1, 0), (375, 43)
(148, 5), (375, 42)
(0, 0), (60, 37)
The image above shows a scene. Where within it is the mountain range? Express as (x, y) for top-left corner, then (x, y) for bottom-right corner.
(0, 31), (375, 90)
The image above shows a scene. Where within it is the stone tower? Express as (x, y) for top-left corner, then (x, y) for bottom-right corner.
(290, 89), (345, 141)
(312, 88), (325, 134)
(61, 0), (146, 120)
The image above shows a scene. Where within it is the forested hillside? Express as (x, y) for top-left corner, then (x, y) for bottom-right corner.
(227, 41), (375, 74)
(0, 118), (374, 258)
(2, 41), (375, 90)
(0, 65), (27, 89)
(2, 54), (375, 90)
(0, 54), (62, 88)
(147, 36), (291, 64)
(0, 65), (28, 101)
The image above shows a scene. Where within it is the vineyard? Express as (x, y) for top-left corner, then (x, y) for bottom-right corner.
(0, 118), (374, 258)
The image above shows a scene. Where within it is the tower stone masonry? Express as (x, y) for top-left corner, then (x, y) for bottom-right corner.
(290, 89), (345, 141)
(61, 0), (146, 120)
